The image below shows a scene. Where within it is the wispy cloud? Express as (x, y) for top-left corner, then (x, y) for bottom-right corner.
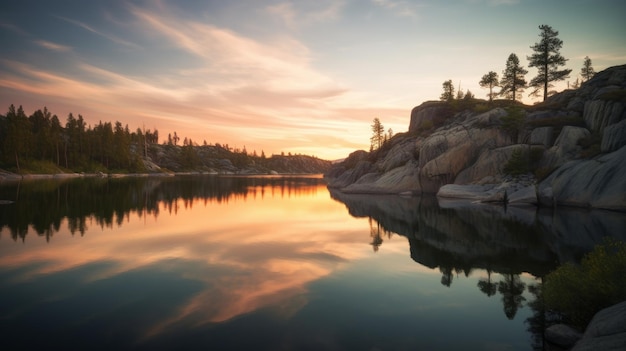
(130, 4), (344, 98)
(55, 15), (142, 49)
(35, 40), (72, 52)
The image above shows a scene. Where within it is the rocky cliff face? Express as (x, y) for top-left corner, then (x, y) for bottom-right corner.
(326, 64), (626, 211)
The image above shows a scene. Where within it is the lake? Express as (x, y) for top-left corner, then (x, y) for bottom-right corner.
(1, 175), (624, 350)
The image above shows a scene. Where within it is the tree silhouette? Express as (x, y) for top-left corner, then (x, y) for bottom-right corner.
(528, 24), (571, 101)
(580, 56), (595, 83)
(479, 71), (499, 102)
(500, 53), (528, 102)
(2, 105), (32, 171)
(370, 117), (385, 151)
(440, 80), (455, 102)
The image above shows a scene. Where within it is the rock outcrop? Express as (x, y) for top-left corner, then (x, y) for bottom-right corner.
(325, 64), (626, 211)
(572, 300), (626, 351)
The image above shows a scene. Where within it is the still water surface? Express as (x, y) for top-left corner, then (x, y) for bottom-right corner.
(1, 175), (624, 350)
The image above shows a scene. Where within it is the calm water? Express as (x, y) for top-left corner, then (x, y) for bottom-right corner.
(1, 175), (625, 351)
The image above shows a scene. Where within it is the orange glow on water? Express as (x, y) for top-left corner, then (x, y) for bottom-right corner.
(0, 179), (390, 336)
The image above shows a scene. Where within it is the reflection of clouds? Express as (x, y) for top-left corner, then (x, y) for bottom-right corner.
(0, 183), (372, 341)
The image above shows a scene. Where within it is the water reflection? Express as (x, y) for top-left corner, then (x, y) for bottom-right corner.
(1, 176), (625, 350)
(0, 175), (324, 241)
(1, 176), (378, 350)
(330, 190), (626, 276)
(329, 189), (626, 350)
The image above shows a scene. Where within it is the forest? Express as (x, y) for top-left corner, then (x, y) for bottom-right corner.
(0, 104), (325, 174)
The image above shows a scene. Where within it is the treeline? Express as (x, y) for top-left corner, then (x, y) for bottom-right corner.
(441, 24), (596, 104)
(0, 104), (159, 172)
(0, 104), (329, 174)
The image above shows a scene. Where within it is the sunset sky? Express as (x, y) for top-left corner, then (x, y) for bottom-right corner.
(1, 0), (625, 160)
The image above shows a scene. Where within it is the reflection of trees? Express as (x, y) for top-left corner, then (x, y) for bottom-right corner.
(0, 175), (326, 241)
(498, 273), (526, 320)
(477, 270), (498, 297)
(368, 217), (393, 252)
(526, 280), (547, 351)
(440, 266), (454, 287)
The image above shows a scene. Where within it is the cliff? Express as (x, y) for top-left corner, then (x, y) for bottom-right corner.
(326, 64), (626, 211)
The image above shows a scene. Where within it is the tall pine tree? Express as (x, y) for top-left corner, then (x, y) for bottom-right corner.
(528, 25), (571, 101)
(500, 54), (528, 102)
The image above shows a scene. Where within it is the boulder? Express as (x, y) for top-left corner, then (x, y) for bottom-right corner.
(583, 99), (625, 133)
(601, 118), (626, 153)
(326, 160), (373, 189)
(342, 161), (421, 194)
(546, 324), (583, 348)
(572, 300), (626, 351)
(508, 185), (538, 205)
(408, 103), (451, 133)
(455, 144), (524, 185)
(379, 137), (417, 172)
(539, 145), (626, 210)
(540, 126), (590, 169)
(530, 126), (554, 147)
(437, 184), (497, 201)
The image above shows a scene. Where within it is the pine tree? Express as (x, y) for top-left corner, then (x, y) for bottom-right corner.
(500, 53), (528, 102)
(528, 25), (572, 101)
(440, 80), (455, 102)
(370, 117), (385, 150)
(581, 56), (595, 82)
(479, 71), (499, 101)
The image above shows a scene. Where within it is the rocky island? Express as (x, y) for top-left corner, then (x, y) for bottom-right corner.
(326, 64), (626, 211)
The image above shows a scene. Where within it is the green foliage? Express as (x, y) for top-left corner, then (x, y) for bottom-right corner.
(543, 238), (626, 328)
(503, 148), (528, 176)
(580, 56), (595, 83)
(503, 146), (543, 176)
(479, 71), (499, 101)
(500, 107), (526, 141)
(527, 25), (571, 101)
(370, 117), (385, 150)
(440, 80), (455, 102)
(533, 166), (554, 181)
(500, 53), (528, 102)
(0, 105), (160, 173)
(473, 103), (491, 114)
(419, 120), (433, 131)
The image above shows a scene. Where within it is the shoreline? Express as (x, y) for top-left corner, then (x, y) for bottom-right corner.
(0, 170), (325, 183)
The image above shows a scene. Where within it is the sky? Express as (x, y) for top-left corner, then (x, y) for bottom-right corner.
(1, 0), (625, 160)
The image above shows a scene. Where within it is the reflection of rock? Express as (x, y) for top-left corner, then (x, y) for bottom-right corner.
(330, 189), (626, 277)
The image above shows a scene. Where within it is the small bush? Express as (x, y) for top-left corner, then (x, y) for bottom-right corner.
(543, 238), (626, 328)
(501, 107), (526, 141)
(419, 120), (433, 131)
(534, 166), (554, 181)
(503, 149), (528, 176)
(473, 103), (491, 114)
(597, 89), (626, 103)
